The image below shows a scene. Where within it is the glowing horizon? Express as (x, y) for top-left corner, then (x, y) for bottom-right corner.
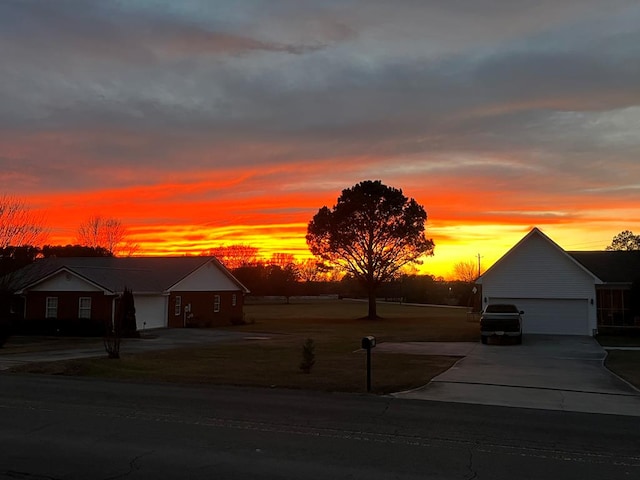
(27, 176), (638, 279)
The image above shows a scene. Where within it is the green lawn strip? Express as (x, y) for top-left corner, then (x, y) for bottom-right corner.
(1, 336), (103, 355)
(231, 302), (479, 343)
(7, 301), (477, 393)
(10, 341), (459, 394)
(604, 350), (640, 389)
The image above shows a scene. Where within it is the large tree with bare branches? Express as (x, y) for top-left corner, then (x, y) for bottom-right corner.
(76, 216), (138, 257)
(306, 180), (434, 319)
(203, 244), (261, 270)
(452, 259), (481, 283)
(0, 196), (47, 248)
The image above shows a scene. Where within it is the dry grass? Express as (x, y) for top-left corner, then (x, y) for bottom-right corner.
(9, 299), (478, 394)
(1, 335), (103, 354)
(605, 350), (640, 389)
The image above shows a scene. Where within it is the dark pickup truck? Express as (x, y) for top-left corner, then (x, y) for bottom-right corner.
(480, 304), (523, 344)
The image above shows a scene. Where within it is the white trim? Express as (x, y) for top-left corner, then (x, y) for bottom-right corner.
(78, 297), (92, 319)
(45, 296), (58, 318)
(17, 267), (114, 295)
(174, 295), (182, 316)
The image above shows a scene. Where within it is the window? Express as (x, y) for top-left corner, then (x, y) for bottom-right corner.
(597, 288), (633, 327)
(214, 295), (221, 313)
(46, 297), (58, 318)
(232, 294), (237, 307)
(175, 295), (182, 316)
(78, 297), (92, 319)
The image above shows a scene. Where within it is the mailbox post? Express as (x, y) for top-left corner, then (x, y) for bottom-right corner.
(361, 336), (376, 392)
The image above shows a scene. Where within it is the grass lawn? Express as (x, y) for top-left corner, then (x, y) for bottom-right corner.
(597, 335), (640, 348)
(604, 350), (640, 388)
(9, 299), (478, 394)
(1, 335), (103, 354)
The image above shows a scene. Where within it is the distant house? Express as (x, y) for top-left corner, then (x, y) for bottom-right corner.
(4, 256), (250, 335)
(477, 228), (640, 336)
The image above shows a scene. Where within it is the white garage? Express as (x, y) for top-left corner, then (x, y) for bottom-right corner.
(487, 297), (589, 335)
(133, 295), (167, 331)
(477, 228), (601, 336)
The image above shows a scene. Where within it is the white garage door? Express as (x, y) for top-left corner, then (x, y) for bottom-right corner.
(133, 295), (167, 330)
(489, 298), (589, 336)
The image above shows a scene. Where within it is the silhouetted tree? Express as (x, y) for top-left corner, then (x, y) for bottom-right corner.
(121, 288), (138, 338)
(297, 258), (327, 283)
(267, 263), (300, 303)
(203, 244), (260, 269)
(269, 252), (295, 268)
(77, 216), (138, 257)
(0, 196), (47, 248)
(299, 338), (316, 373)
(452, 259), (481, 283)
(606, 230), (640, 251)
(104, 287), (136, 358)
(41, 244), (113, 258)
(233, 264), (269, 295)
(307, 180), (434, 319)
(0, 246), (40, 277)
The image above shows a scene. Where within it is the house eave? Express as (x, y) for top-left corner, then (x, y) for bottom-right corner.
(15, 266), (115, 295)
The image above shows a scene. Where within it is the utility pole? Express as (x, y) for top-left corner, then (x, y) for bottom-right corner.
(477, 253), (483, 278)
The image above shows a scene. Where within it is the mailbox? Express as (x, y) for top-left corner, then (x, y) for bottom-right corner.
(361, 336), (376, 349)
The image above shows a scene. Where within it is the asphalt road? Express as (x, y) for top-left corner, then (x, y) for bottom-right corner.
(0, 375), (639, 479)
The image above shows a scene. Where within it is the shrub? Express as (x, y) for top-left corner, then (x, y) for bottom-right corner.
(299, 338), (316, 373)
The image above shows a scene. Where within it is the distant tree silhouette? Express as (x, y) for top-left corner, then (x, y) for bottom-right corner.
(269, 253), (295, 268)
(77, 215), (138, 257)
(41, 244), (113, 258)
(307, 180), (434, 319)
(0, 246), (40, 278)
(606, 230), (640, 251)
(297, 258), (330, 282)
(267, 263), (300, 303)
(452, 259), (481, 283)
(0, 196), (47, 248)
(203, 244), (260, 269)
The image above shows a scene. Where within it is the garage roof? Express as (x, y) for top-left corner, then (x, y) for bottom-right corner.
(5, 256), (249, 294)
(569, 251), (640, 284)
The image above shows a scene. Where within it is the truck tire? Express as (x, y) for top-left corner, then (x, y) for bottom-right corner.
(481, 336), (488, 344)
(515, 334), (522, 345)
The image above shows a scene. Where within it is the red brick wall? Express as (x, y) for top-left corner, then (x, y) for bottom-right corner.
(25, 291), (114, 323)
(168, 291), (244, 327)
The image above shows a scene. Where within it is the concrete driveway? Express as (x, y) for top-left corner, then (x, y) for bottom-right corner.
(386, 335), (640, 416)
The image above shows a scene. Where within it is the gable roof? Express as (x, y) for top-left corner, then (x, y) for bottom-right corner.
(5, 256), (249, 294)
(477, 227), (602, 284)
(568, 251), (640, 284)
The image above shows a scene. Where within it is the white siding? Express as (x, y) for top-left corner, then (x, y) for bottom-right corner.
(29, 271), (103, 292)
(170, 260), (239, 292)
(482, 233), (595, 298)
(134, 295), (167, 330)
(481, 230), (598, 336)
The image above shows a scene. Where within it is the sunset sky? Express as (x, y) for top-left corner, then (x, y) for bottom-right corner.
(2, 0), (640, 278)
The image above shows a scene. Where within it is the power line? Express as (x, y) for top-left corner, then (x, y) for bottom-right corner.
(562, 239), (610, 249)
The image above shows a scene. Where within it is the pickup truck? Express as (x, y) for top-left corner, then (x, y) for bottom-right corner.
(480, 304), (523, 344)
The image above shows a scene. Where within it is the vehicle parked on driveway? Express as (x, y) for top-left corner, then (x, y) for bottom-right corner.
(480, 304), (523, 344)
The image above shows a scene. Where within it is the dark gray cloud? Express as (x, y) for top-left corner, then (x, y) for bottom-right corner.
(1, 0), (639, 207)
